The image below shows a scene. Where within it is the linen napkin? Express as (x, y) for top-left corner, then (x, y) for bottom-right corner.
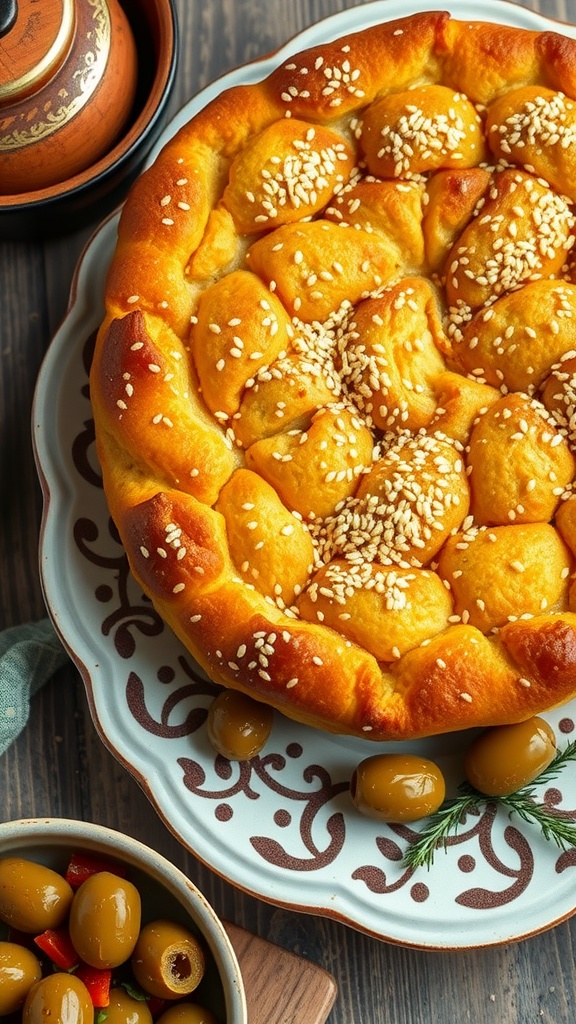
(0, 618), (69, 756)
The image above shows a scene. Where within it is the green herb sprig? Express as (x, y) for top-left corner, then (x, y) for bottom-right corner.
(403, 739), (576, 871)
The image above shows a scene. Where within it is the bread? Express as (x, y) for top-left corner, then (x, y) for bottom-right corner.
(90, 11), (576, 741)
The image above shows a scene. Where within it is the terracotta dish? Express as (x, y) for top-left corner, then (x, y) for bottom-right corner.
(0, 0), (177, 238)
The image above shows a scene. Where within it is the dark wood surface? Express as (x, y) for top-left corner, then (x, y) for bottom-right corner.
(2, 1), (576, 1021)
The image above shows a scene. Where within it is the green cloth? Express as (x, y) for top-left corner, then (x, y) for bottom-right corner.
(0, 618), (69, 755)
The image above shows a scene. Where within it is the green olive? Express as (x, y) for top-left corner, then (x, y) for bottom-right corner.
(0, 857), (73, 933)
(22, 974), (93, 1024)
(131, 919), (206, 1000)
(207, 689), (274, 760)
(350, 753), (446, 822)
(0, 940), (42, 1016)
(103, 987), (154, 1024)
(69, 870), (141, 969)
(464, 717), (557, 796)
(156, 1003), (218, 1024)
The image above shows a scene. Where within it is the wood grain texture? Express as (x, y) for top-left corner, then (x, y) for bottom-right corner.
(2, 2), (576, 1023)
(223, 921), (338, 1024)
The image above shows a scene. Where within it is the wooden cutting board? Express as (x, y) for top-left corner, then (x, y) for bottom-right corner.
(224, 921), (338, 1024)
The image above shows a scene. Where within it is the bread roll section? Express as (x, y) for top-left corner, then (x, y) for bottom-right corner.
(90, 12), (576, 740)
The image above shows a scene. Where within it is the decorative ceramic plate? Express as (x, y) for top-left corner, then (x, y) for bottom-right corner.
(34, 0), (576, 948)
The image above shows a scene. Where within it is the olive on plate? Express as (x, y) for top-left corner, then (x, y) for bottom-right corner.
(207, 688), (274, 760)
(464, 717), (556, 796)
(350, 753), (446, 823)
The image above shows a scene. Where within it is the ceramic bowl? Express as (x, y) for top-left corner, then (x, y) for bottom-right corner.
(0, 0), (178, 240)
(0, 817), (247, 1023)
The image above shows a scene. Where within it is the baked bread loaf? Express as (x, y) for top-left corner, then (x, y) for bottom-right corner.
(90, 11), (576, 740)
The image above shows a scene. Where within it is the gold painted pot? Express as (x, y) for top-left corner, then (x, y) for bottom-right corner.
(0, 0), (138, 194)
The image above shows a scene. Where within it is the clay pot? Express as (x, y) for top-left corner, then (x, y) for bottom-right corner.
(0, 0), (177, 238)
(0, 0), (139, 194)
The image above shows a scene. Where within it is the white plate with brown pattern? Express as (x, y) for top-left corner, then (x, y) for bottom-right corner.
(34, 0), (576, 947)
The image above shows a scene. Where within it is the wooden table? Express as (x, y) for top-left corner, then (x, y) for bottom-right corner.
(2, 1), (576, 1021)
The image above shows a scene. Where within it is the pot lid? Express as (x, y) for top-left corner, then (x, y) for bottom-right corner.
(0, 0), (76, 104)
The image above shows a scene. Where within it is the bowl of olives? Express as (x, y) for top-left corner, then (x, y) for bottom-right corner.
(0, 817), (247, 1023)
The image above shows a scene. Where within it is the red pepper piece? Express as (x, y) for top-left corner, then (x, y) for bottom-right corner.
(65, 850), (127, 888)
(34, 927), (79, 970)
(76, 964), (112, 1007)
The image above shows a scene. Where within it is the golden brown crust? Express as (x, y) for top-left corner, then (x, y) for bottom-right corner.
(436, 523), (571, 632)
(466, 393), (575, 525)
(90, 11), (576, 741)
(423, 167), (491, 272)
(438, 21), (543, 103)
(453, 281), (576, 393)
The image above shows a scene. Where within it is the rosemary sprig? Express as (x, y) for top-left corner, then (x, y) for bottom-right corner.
(403, 739), (576, 871)
(402, 792), (485, 870)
